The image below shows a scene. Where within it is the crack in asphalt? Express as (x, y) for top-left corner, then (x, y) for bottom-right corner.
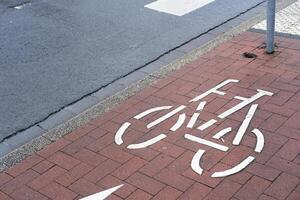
(0, 0), (266, 143)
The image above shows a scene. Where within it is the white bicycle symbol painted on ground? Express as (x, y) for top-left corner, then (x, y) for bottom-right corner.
(80, 79), (273, 200)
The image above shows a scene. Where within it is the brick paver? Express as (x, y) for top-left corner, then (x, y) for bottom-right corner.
(1, 31), (300, 199)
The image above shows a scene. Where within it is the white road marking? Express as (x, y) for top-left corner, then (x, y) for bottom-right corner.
(127, 134), (166, 149)
(134, 106), (172, 119)
(234, 96), (248, 101)
(145, 0), (216, 16)
(252, 128), (264, 153)
(187, 113), (200, 128)
(115, 122), (131, 145)
(170, 113), (186, 131)
(197, 119), (217, 131)
(147, 105), (186, 129)
(213, 127), (232, 139)
(211, 156), (255, 177)
(191, 149), (205, 175)
(232, 104), (258, 145)
(218, 89), (273, 119)
(184, 134), (229, 151)
(196, 101), (207, 111)
(190, 79), (239, 102)
(80, 184), (124, 200)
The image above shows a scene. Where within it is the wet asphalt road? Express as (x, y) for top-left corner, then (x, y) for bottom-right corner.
(0, 0), (264, 140)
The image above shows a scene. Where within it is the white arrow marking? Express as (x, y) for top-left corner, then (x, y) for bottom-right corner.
(80, 184), (124, 200)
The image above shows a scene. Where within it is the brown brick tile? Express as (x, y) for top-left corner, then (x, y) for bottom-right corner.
(234, 176), (271, 200)
(48, 152), (80, 170)
(182, 168), (221, 188)
(112, 157), (147, 180)
(125, 147), (160, 161)
(32, 160), (55, 174)
(87, 127), (109, 139)
(204, 179), (241, 200)
(40, 182), (77, 200)
(126, 172), (165, 195)
(267, 156), (300, 177)
(74, 148), (107, 167)
(264, 173), (299, 200)
(56, 173), (78, 187)
(295, 183), (300, 192)
(62, 135), (95, 155)
(259, 114), (287, 132)
(227, 169), (252, 185)
(100, 145), (133, 164)
(260, 103), (295, 117)
(154, 168), (194, 191)
(69, 162), (93, 179)
(64, 123), (97, 141)
(1, 169), (39, 194)
(69, 178), (103, 197)
(37, 138), (71, 158)
(262, 130), (288, 146)
(10, 185), (48, 200)
(286, 190), (300, 200)
(0, 173), (13, 187)
(87, 133), (114, 152)
(275, 139), (300, 161)
(270, 81), (300, 93)
(84, 159), (120, 183)
(101, 121), (122, 134)
(246, 162), (280, 181)
(172, 79), (198, 96)
(150, 140), (185, 158)
(28, 166), (66, 190)
(126, 189), (152, 200)
(0, 191), (13, 200)
(140, 154), (174, 176)
(97, 175), (136, 198)
(178, 182), (211, 200)
(6, 155), (43, 177)
(55, 163), (94, 187)
(276, 126), (300, 141)
(268, 90), (294, 105)
(258, 194), (277, 200)
(255, 142), (282, 164)
(221, 146), (253, 167)
(284, 111), (300, 130)
(152, 186), (182, 200)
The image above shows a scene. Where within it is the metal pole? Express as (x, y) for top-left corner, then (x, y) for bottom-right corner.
(266, 0), (276, 54)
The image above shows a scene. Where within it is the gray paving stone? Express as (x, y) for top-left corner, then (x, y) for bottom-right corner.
(178, 33), (215, 53)
(0, 142), (12, 158)
(92, 82), (126, 100)
(38, 109), (75, 130)
(117, 71), (148, 86)
(159, 50), (186, 64)
(4, 125), (45, 149)
(139, 60), (166, 74)
(209, 24), (232, 36)
(64, 96), (99, 115)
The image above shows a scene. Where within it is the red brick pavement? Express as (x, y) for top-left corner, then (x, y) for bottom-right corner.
(1, 31), (300, 200)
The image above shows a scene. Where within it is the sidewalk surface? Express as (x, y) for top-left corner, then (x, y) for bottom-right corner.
(0, 30), (299, 200)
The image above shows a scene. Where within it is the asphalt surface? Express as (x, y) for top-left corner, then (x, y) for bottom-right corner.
(0, 0), (264, 141)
